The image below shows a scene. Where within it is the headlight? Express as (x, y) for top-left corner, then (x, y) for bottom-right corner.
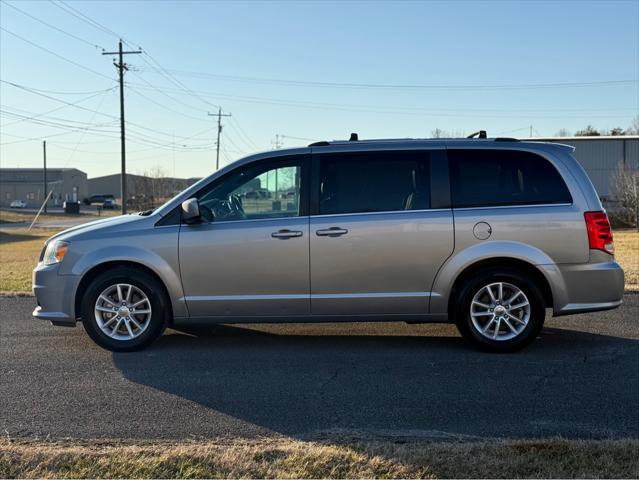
(42, 241), (69, 265)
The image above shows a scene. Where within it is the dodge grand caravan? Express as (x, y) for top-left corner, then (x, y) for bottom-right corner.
(33, 136), (625, 352)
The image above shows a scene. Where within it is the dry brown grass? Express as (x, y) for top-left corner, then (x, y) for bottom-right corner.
(0, 228), (58, 293)
(1, 437), (638, 479)
(614, 229), (639, 290)
(0, 208), (118, 224)
(0, 210), (71, 224)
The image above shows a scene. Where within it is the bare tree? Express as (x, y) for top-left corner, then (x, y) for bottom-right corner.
(610, 162), (639, 230)
(627, 116), (639, 135)
(430, 128), (466, 138)
(148, 166), (168, 205)
(431, 128), (445, 138)
(555, 128), (571, 137)
(574, 125), (601, 136)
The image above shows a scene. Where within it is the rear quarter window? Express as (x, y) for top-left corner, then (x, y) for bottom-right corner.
(449, 149), (572, 208)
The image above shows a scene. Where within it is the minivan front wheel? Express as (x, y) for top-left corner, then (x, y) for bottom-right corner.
(454, 269), (545, 352)
(81, 267), (168, 351)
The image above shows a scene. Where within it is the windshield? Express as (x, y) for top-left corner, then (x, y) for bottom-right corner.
(154, 173), (213, 216)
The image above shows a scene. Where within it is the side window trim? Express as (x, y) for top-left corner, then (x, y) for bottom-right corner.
(447, 148), (573, 209)
(430, 149), (450, 209)
(180, 154), (310, 224)
(311, 149), (440, 217)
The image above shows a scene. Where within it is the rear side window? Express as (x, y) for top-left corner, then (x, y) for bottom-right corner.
(318, 151), (430, 215)
(449, 149), (572, 208)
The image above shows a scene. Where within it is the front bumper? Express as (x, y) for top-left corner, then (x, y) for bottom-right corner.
(546, 258), (625, 316)
(32, 263), (80, 327)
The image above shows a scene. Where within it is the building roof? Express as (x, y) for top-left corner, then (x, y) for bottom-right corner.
(0, 167), (86, 173)
(528, 135), (639, 141)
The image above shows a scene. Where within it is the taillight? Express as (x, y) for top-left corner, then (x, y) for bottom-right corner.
(584, 211), (614, 254)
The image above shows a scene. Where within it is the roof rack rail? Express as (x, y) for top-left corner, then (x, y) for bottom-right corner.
(494, 137), (520, 142)
(308, 141), (330, 147)
(467, 130), (487, 139)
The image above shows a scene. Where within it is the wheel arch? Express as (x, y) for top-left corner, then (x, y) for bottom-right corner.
(446, 257), (553, 320)
(74, 260), (174, 323)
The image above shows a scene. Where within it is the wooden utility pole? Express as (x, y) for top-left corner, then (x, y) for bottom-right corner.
(42, 140), (47, 213)
(102, 40), (141, 214)
(208, 108), (231, 170)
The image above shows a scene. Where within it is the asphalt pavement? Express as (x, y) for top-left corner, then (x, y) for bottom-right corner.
(1, 295), (638, 441)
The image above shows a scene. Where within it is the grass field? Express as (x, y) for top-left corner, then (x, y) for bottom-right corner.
(0, 208), (118, 225)
(2, 437), (638, 479)
(0, 227), (637, 294)
(0, 228), (59, 292)
(615, 230), (639, 289)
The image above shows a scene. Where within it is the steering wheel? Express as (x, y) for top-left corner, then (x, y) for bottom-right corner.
(229, 194), (245, 219)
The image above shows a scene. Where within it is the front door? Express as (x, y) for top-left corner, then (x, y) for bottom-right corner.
(310, 149), (454, 315)
(179, 155), (310, 317)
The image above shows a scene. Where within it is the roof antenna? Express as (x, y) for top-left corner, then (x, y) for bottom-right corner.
(467, 130), (487, 139)
(349, 132), (358, 141)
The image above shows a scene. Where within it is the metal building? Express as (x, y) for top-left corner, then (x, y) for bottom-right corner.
(531, 136), (639, 199)
(0, 168), (88, 208)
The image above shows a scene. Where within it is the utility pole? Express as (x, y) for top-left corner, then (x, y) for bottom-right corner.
(42, 140), (47, 213)
(208, 108), (231, 170)
(102, 40), (141, 214)
(272, 134), (283, 149)
(530, 125), (533, 138)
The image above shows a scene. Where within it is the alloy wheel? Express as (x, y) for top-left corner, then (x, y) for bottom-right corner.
(469, 282), (531, 341)
(94, 283), (152, 340)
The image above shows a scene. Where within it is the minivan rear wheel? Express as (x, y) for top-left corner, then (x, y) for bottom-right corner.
(81, 267), (168, 351)
(454, 268), (545, 352)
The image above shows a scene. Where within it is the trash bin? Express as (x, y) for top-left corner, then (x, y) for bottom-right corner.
(63, 201), (81, 214)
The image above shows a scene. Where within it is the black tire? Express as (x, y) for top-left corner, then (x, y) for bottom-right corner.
(81, 267), (169, 351)
(454, 268), (545, 352)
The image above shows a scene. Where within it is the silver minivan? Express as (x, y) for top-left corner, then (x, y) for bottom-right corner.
(32, 137), (625, 352)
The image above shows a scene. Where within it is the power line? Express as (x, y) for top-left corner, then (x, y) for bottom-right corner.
(280, 134), (321, 142)
(61, 86), (112, 169)
(228, 117), (260, 150)
(0, 84), (117, 95)
(125, 82), (637, 119)
(50, 0), (122, 39)
(1, 108), (117, 130)
(2, 80), (213, 146)
(3, 1), (105, 50)
(0, 128), (117, 146)
(0, 86), (116, 127)
(0, 108), (117, 129)
(137, 52), (220, 110)
(127, 86), (209, 122)
(127, 76), (209, 116)
(0, 26), (114, 80)
(137, 66), (639, 90)
(38, 0), (260, 157)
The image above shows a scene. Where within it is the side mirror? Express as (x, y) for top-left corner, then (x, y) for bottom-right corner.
(181, 198), (201, 223)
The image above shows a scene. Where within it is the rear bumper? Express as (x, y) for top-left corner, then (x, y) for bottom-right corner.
(545, 258), (625, 316)
(32, 263), (79, 327)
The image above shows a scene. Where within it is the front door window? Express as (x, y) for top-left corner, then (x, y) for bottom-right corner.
(197, 160), (303, 222)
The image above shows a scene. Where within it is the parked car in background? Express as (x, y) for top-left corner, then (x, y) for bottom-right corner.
(102, 198), (116, 209)
(9, 199), (27, 208)
(84, 194), (115, 206)
(33, 135), (624, 353)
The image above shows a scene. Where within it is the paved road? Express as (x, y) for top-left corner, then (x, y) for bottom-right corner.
(1, 295), (638, 441)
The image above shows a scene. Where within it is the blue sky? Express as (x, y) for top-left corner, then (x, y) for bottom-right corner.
(1, 0), (638, 178)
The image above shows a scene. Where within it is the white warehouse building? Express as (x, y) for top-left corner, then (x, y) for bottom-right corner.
(532, 136), (639, 200)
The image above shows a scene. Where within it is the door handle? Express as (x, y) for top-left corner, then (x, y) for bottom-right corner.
(316, 227), (348, 237)
(271, 229), (303, 239)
